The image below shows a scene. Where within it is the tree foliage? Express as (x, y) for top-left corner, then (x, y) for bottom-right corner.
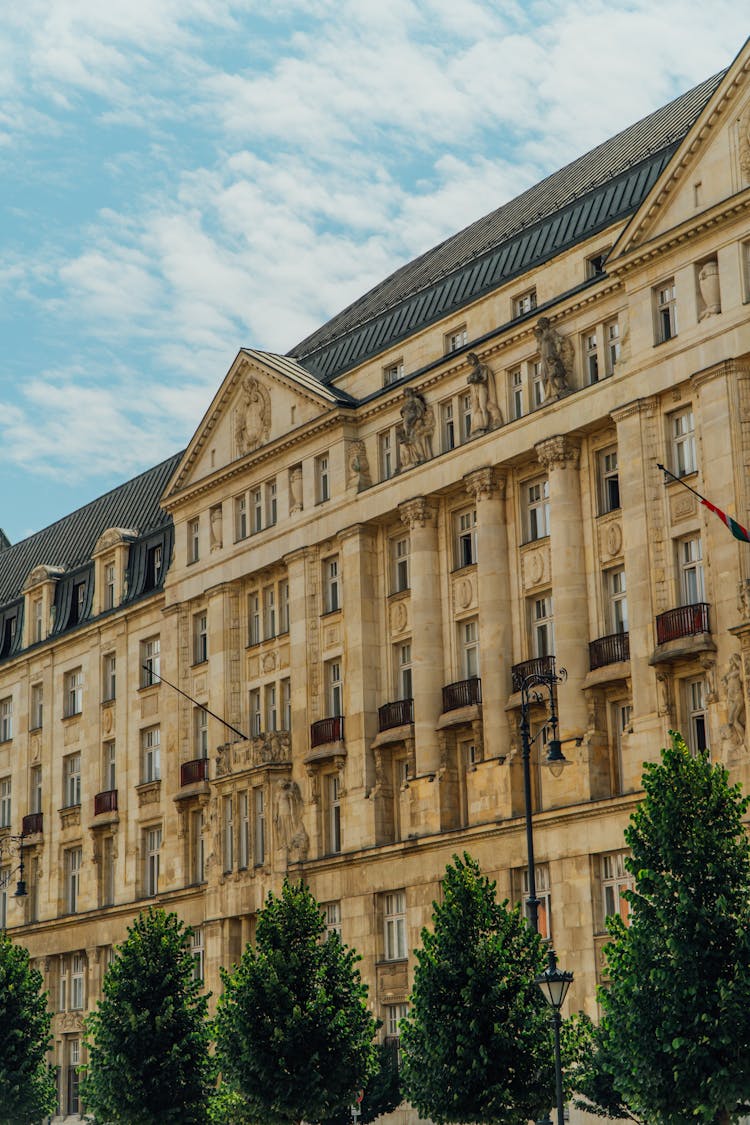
(600, 733), (750, 1124)
(0, 930), (56, 1125)
(214, 879), (377, 1125)
(322, 1037), (402, 1125)
(564, 1012), (642, 1122)
(81, 907), (214, 1124)
(400, 853), (554, 1125)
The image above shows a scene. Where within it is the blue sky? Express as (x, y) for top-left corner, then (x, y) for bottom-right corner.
(1, 2), (747, 544)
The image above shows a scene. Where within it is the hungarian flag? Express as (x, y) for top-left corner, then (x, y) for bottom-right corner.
(701, 497), (750, 543)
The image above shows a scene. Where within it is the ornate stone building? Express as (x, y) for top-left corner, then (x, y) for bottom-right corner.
(2, 39), (750, 1121)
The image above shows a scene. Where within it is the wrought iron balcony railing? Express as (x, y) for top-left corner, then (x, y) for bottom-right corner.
(94, 790), (118, 816)
(589, 631), (630, 670)
(310, 715), (344, 748)
(511, 655), (556, 693)
(180, 758), (209, 787)
(655, 602), (710, 645)
(378, 698), (414, 731)
(22, 812), (43, 835)
(442, 676), (482, 713)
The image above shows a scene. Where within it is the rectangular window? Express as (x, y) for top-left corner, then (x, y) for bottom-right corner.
(685, 678), (708, 756)
(586, 250), (608, 278)
(323, 556), (340, 613)
(191, 927), (204, 984)
(0, 697), (12, 741)
(325, 773), (341, 854)
(460, 619), (480, 679)
(141, 637), (160, 687)
(71, 954), (85, 1010)
(142, 727), (161, 783)
(102, 652), (116, 702)
(379, 429), (397, 480)
(263, 585), (276, 638)
(281, 678), (292, 731)
(454, 508), (477, 568)
(194, 708), (208, 757)
(584, 330), (599, 384)
(679, 535), (705, 604)
(265, 683), (278, 731)
(64, 668), (83, 717)
(30, 682), (43, 730)
(316, 454), (330, 503)
(193, 611), (208, 664)
(605, 318), (620, 375)
(384, 360), (404, 386)
(251, 487), (263, 534)
(531, 360), (545, 408)
(192, 809), (205, 883)
(445, 325), (468, 353)
(391, 536), (410, 593)
(66, 846), (82, 913)
(460, 393), (472, 442)
(671, 408), (696, 477)
(63, 753), (81, 807)
(513, 288), (537, 318)
(396, 643), (413, 700)
(265, 478), (278, 527)
(327, 660), (343, 717)
(525, 479), (550, 542)
(441, 400), (456, 451)
(522, 863), (551, 940)
(254, 787), (266, 865)
(33, 597), (43, 643)
(0, 777), (11, 828)
(188, 517), (200, 564)
(324, 901), (342, 937)
(101, 834), (115, 907)
(384, 891), (407, 960)
(223, 795), (234, 873)
(249, 689), (261, 737)
(607, 567), (628, 634)
(103, 740), (116, 791)
(145, 827), (161, 896)
(510, 367), (524, 420)
(655, 280), (677, 342)
(238, 793), (250, 869)
(531, 596), (555, 657)
(31, 765), (42, 814)
(66, 1038), (81, 1114)
(601, 852), (633, 927)
(278, 579), (290, 634)
(598, 447), (620, 514)
(104, 561), (116, 610)
(235, 494), (248, 541)
(248, 592), (261, 645)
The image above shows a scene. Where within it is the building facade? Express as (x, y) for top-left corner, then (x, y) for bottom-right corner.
(2, 40), (750, 1121)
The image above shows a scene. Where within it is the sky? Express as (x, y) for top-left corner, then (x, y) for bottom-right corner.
(0, 2), (747, 545)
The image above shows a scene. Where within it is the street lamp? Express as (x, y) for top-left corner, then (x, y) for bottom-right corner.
(0, 830), (28, 899)
(536, 948), (573, 1125)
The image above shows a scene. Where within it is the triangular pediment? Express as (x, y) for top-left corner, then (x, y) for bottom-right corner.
(612, 38), (750, 260)
(166, 349), (355, 497)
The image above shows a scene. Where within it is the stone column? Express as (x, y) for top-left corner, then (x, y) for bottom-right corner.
(400, 497), (444, 776)
(536, 436), (589, 737)
(283, 548), (311, 757)
(464, 467), (512, 761)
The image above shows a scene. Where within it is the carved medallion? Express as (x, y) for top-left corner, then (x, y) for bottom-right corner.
(455, 577), (473, 610)
(390, 600), (408, 635)
(605, 521), (623, 559)
(262, 652), (276, 674)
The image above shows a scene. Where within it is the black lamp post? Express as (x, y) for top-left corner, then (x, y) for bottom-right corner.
(0, 830), (28, 899)
(536, 948), (574, 1125)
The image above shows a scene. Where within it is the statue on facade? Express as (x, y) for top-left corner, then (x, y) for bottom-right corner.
(397, 388), (434, 467)
(738, 578), (750, 621)
(209, 505), (223, 550)
(466, 352), (503, 434)
(289, 465), (303, 513)
(346, 440), (371, 491)
(534, 317), (573, 399)
(722, 654), (746, 747)
(275, 779), (309, 860)
(235, 374), (271, 456)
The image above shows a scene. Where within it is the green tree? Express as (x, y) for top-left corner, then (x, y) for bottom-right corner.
(599, 733), (750, 1124)
(400, 853), (554, 1125)
(215, 879), (377, 1125)
(564, 1012), (641, 1122)
(81, 907), (213, 1124)
(322, 1037), (402, 1125)
(0, 929), (56, 1125)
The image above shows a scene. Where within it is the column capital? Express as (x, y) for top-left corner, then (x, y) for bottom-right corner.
(535, 435), (580, 471)
(464, 466), (506, 502)
(610, 395), (658, 425)
(399, 497), (438, 529)
(338, 522), (376, 544)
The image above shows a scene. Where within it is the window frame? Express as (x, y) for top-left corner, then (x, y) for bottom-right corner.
(524, 478), (550, 543)
(140, 637), (160, 689)
(383, 890), (407, 961)
(64, 668), (83, 717)
(597, 446), (620, 514)
(141, 726), (161, 783)
(655, 279), (677, 342)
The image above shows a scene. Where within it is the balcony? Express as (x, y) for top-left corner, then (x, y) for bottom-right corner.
(656, 603), (710, 645)
(22, 812), (43, 836)
(310, 715), (344, 748)
(94, 789), (118, 816)
(180, 758), (209, 787)
(511, 655), (556, 693)
(442, 677), (482, 713)
(589, 632), (630, 670)
(378, 698), (414, 732)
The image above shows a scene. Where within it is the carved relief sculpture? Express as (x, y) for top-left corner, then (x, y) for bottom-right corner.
(397, 388), (435, 467)
(209, 505), (223, 550)
(739, 578), (750, 621)
(533, 317), (573, 399)
(698, 260), (721, 320)
(720, 654), (746, 760)
(466, 353), (503, 434)
(275, 779), (309, 860)
(346, 440), (371, 491)
(289, 465), (303, 513)
(234, 374), (271, 456)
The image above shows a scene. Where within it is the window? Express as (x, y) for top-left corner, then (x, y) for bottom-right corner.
(583, 330), (599, 384)
(102, 652), (116, 702)
(142, 727), (161, 783)
(385, 1002), (409, 1064)
(64, 1037), (81, 1115)
(104, 561), (116, 610)
(223, 795), (234, 873)
(103, 740), (116, 791)
(249, 689), (261, 737)
(396, 643), (413, 699)
(144, 826), (161, 896)
(254, 786), (266, 865)
(265, 478), (277, 526)
(391, 536), (410, 593)
(281, 678), (292, 731)
(324, 901), (342, 937)
(379, 429), (397, 480)
(64, 668), (83, 717)
(188, 517), (200, 564)
(66, 846), (82, 913)
(454, 508), (477, 568)
(251, 487), (263, 534)
(194, 708), (208, 757)
(522, 863), (551, 940)
(598, 447), (620, 513)
(445, 325), (468, 353)
(671, 408), (696, 477)
(265, 683), (278, 731)
(235, 494), (248, 541)
(384, 891), (407, 960)
(605, 318), (620, 375)
(69, 580), (86, 626)
(679, 535), (704, 604)
(327, 660), (343, 717)
(141, 637), (160, 687)
(0, 778), (10, 828)
(31, 765), (42, 814)
(601, 852), (633, 926)
(316, 454), (330, 503)
(510, 367), (524, 419)
(248, 591), (261, 645)
(531, 360), (545, 408)
(460, 392), (472, 442)
(63, 753), (81, 808)
(607, 567), (628, 634)
(323, 557), (340, 613)
(29, 682), (43, 730)
(384, 359), (404, 385)
(278, 579), (290, 634)
(263, 586), (276, 637)
(191, 809), (205, 883)
(146, 542), (163, 588)
(531, 596), (554, 657)
(33, 597), (43, 643)
(193, 611), (208, 664)
(685, 678), (708, 756)
(655, 280), (677, 342)
(101, 835), (115, 907)
(238, 794), (249, 869)
(189, 927), (204, 984)
(513, 288), (537, 318)
(586, 250), (608, 278)
(0, 697), (11, 741)
(441, 400), (456, 451)
(71, 953), (85, 1010)
(460, 619), (480, 679)
(325, 774), (341, 854)
(525, 479), (550, 542)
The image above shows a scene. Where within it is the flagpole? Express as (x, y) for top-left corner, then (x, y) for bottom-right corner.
(655, 462), (710, 504)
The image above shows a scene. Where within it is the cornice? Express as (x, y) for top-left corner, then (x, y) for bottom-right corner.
(610, 395), (659, 424)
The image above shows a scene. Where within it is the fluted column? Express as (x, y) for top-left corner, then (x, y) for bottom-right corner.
(536, 436), (589, 736)
(400, 497), (444, 775)
(464, 467), (511, 761)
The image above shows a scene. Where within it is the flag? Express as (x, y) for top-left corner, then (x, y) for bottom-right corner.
(701, 498), (750, 543)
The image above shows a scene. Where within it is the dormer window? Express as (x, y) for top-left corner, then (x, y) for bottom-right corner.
(384, 360), (404, 386)
(513, 288), (537, 318)
(445, 326), (468, 354)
